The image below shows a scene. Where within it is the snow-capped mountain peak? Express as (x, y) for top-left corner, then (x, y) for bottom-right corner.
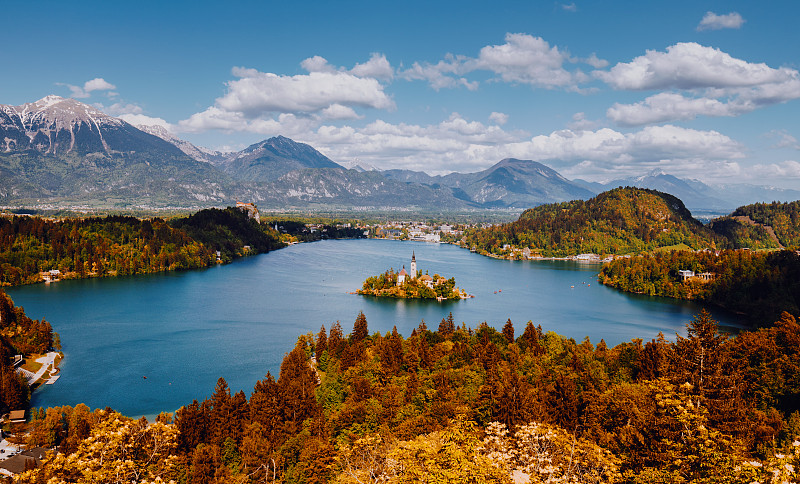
(1, 95), (147, 155)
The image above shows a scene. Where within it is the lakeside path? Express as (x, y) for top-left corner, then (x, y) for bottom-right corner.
(16, 352), (58, 385)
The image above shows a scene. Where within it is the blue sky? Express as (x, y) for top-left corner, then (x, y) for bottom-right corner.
(3, 0), (800, 188)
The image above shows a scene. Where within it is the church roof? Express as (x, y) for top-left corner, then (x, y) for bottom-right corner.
(419, 274), (433, 281)
(398, 268), (408, 276)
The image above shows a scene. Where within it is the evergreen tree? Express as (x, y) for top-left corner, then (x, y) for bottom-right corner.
(352, 311), (369, 343)
(502, 319), (514, 344)
(316, 324), (327, 357)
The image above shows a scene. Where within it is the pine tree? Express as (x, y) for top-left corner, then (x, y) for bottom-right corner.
(502, 319), (514, 344)
(352, 311), (368, 343)
(316, 324), (327, 357)
(438, 312), (455, 336)
(328, 321), (344, 357)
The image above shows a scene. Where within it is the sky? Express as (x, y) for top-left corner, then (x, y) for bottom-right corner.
(3, 0), (800, 188)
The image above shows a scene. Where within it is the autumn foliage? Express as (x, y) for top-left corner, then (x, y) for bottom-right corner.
(18, 307), (800, 483)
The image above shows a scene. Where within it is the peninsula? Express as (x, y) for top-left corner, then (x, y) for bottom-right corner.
(356, 252), (469, 300)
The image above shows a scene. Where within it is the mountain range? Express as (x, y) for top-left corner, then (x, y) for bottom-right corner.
(1, 96), (798, 212)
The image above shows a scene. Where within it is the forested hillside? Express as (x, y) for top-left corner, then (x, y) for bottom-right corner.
(718, 201), (800, 248)
(600, 249), (800, 325)
(0, 291), (57, 412)
(170, 207), (283, 263)
(462, 187), (725, 257)
(0, 207), (283, 286)
(18, 310), (800, 483)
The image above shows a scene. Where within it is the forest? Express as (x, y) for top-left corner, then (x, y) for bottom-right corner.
(14, 307), (800, 483)
(461, 187), (726, 258)
(599, 249), (800, 325)
(0, 291), (57, 413)
(708, 201), (800, 249)
(0, 207), (283, 286)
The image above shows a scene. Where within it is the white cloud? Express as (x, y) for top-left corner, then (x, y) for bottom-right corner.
(99, 102), (143, 116)
(607, 92), (734, 125)
(179, 54), (397, 134)
(350, 53), (394, 80)
(119, 113), (173, 131)
(97, 102), (174, 131)
(84, 78), (116, 92)
(471, 33), (579, 88)
(567, 112), (600, 130)
(751, 160), (800, 178)
(579, 53), (609, 69)
(400, 57), (478, 91)
(489, 112), (509, 125)
(489, 124), (746, 182)
(766, 130), (800, 150)
(697, 11), (745, 31)
(597, 43), (791, 91)
(218, 67), (394, 115)
(321, 104), (361, 120)
(561, 3), (577, 12)
(598, 43), (800, 125)
(61, 77), (117, 98)
(400, 33), (600, 91)
(300, 55), (336, 73)
(302, 114), (746, 181)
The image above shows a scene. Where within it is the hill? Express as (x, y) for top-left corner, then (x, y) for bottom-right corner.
(462, 187), (725, 257)
(576, 169), (800, 214)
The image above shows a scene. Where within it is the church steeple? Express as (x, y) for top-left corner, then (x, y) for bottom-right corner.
(410, 251), (417, 279)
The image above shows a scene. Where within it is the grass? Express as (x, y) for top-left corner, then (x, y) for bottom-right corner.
(21, 354), (44, 373)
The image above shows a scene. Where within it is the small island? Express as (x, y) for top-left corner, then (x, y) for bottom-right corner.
(357, 252), (470, 300)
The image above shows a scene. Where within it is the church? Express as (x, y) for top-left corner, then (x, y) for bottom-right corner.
(396, 252), (417, 286)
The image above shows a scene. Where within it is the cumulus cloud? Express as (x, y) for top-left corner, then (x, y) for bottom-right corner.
(301, 114), (746, 181)
(597, 43), (791, 91)
(697, 11), (745, 31)
(180, 58), (396, 133)
(471, 33), (578, 88)
(300, 55), (336, 73)
(598, 43), (800, 125)
(350, 53), (394, 80)
(400, 56), (478, 91)
(489, 112), (509, 125)
(61, 77), (117, 98)
(567, 112), (600, 131)
(607, 92), (733, 125)
(321, 104), (361, 120)
(751, 160), (800, 178)
(400, 33), (600, 91)
(217, 67), (394, 115)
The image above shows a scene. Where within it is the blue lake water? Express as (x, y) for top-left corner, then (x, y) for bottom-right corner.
(5, 239), (739, 417)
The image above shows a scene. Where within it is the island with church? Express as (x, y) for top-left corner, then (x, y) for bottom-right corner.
(356, 252), (471, 301)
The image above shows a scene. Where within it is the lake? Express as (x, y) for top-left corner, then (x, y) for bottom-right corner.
(5, 239), (738, 417)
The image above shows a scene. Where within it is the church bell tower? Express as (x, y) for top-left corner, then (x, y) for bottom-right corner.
(410, 252), (417, 279)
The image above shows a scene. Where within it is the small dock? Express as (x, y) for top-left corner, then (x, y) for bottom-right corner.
(46, 375), (60, 385)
